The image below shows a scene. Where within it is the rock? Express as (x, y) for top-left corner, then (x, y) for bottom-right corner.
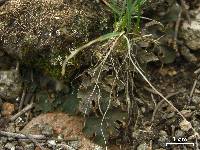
(158, 130), (169, 148)
(4, 142), (15, 150)
(1, 102), (15, 117)
(7, 123), (16, 133)
(15, 146), (23, 150)
(175, 129), (185, 138)
(21, 112), (104, 150)
(1, 137), (8, 142)
(0, 69), (22, 100)
(166, 112), (175, 119)
(47, 140), (56, 146)
(40, 124), (54, 136)
(24, 143), (35, 150)
(180, 21), (200, 50)
(179, 120), (192, 132)
(0, 0), (111, 79)
(180, 7), (200, 50)
(0, 0), (110, 58)
(192, 95), (200, 104)
(179, 45), (197, 62)
(0, 143), (4, 150)
(180, 109), (192, 118)
(137, 143), (147, 150)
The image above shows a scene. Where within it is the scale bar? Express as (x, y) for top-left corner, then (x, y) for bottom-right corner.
(166, 143), (195, 146)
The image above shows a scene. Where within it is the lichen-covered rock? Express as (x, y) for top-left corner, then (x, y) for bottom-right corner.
(0, 0), (111, 78)
(180, 7), (200, 51)
(0, 69), (22, 100)
(180, 21), (200, 50)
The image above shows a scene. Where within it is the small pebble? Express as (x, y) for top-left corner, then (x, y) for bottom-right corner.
(48, 140), (56, 146)
(4, 142), (15, 150)
(166, 112), (175, 119)
(94, 145), (104, 150)
(175, 129), (185, 138)
(67, 141), (80, 149)
(40, 123), (53, 136)
(158, 130), (169, 148)
(7, 123), (16, 133)
(141, 107), (146, 113)
(179, 120), (192, 132)
(192, 95), (200, 104)
(137, 143), (147, 150)
(1, 137), (8, 143)
(57, 134), (64, 140)
(181, 110), (192, 118)
(24, 143), (35, 150)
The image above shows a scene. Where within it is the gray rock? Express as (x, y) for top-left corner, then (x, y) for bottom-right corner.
(158, 130), (169, 148)
(4, 142), (15, 150)
(40, 123), (54, 136)
(0, 0), (110, 60)
(192, 95), (200, 104)
(67, 141), (80, 150)
(24, 143), (35, 150)
(0, 0), (111, 80)
(166, 112), (175, 119)
(15, 146), (24, 150)
(0, 69), (22, 100)
(137, 143), (147, 150)
(181, 21), (200, 50)
(175, 129), (185, 138)
(7, 123), (16, 133)
(0, 137), (8, 143)
(180, 7), (200, 51)
(47, 139), (56, 147)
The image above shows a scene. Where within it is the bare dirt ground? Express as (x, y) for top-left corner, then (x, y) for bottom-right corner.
(0, 0), (200, 150)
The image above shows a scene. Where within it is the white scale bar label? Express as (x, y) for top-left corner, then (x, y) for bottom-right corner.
(166, 143), (195, 146)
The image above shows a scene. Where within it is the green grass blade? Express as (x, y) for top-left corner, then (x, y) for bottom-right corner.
(62, 31), (125, 76)
(132, 0), (146, 31)
(126, 0), (133, 32)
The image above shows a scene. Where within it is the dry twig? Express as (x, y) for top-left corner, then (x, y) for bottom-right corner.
(10, 102), (34, 122)
(25, 133), (46, 150)
(0, 131), (46, 150)
(0, 130), (46, 140)
(151, 91), (182, 123)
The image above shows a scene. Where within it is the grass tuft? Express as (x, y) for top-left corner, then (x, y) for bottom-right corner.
(104, 0), (146, 32)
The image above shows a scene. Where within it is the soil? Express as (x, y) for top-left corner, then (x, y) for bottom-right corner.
(1, 60), (199, 150)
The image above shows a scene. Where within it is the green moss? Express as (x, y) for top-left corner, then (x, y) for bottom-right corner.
(21, 45), (81, 80)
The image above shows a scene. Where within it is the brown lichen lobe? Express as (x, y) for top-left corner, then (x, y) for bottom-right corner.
(0, 0), (110, 78)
